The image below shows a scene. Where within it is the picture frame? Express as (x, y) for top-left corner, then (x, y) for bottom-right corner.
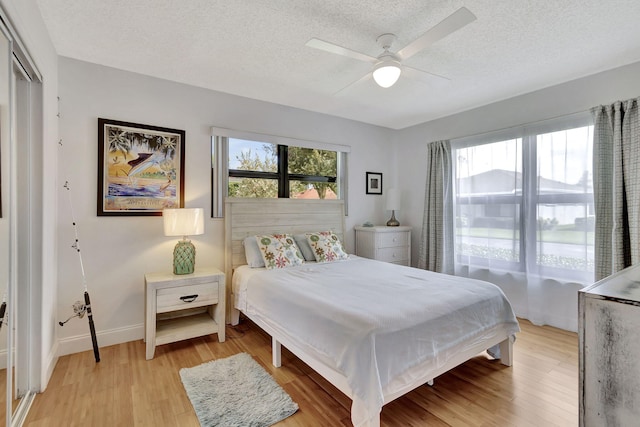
(97, 118), (185, 216)
(366, 172), (383, 195)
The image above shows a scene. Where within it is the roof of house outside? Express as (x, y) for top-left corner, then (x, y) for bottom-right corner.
(292, 187), (337, 199)
(458, 169), (592, 196)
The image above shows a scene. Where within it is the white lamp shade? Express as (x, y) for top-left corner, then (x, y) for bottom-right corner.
(373, 62), (401, 88)
(163, 208), (204, 237)
(386, 188), (401, 211)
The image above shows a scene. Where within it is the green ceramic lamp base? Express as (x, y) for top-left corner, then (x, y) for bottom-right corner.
(173, 239), (196, 275)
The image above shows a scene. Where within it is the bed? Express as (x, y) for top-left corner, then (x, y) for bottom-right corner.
(224, 198), (520, 427)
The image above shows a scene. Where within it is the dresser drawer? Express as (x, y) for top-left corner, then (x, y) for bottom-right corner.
(377, 247), (409, 264)
(378, 231), (409, 248)
(157, 281), (218, 313)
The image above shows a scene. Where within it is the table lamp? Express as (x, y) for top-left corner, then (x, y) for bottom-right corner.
(386, 188), (401, 226)
(163, 208), (204, 275)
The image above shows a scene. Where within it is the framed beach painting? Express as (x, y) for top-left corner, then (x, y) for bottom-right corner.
(97, 118), (185, 216)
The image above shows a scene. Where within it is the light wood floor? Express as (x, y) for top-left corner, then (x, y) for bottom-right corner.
(24, 318), (578, 426)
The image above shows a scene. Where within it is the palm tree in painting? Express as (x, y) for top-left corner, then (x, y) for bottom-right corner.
(107, 127), (133, 161)
(106, 126), (179, 186)
(108, 126), (178, 161)
(130, 133), (177, 159)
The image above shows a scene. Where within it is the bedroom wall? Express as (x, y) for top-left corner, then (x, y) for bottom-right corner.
(396, 60), (640, 331)
(1, 0), (59, 390)
(56, 57), (396, 355)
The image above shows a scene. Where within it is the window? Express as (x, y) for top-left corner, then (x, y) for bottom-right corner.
(227, 138), (338, 199)
(228, 139), (279, 198)
(453, 118), (594, 282)
(211, 128), (348, 217)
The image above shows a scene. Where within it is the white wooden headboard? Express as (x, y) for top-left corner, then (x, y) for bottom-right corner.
(224, 197), (346, 320)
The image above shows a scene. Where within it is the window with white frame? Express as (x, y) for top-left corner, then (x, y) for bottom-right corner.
(453, 116), (594, 282)
(211, 128), (349, 217)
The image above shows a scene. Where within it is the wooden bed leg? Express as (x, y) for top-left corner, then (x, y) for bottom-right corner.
(231, 308), (240, 325)
(499, 337), (513, 367)
(272, 338), (282, 368)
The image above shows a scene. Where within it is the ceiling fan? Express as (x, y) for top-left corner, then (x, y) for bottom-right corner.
(306, 7), (476, 90)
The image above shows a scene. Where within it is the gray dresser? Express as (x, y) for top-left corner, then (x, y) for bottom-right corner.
(578, 264), (640, 426)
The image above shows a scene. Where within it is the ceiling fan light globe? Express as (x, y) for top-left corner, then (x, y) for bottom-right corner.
(373, 62), (401, 88)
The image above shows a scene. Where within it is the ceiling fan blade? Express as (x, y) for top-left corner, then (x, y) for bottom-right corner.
(402, 65), (451, 81)
(403, 65), (450, 83)
(306, 38), (377, 63)
(334, 72), (372, 95)
(397, 7), (477, 60)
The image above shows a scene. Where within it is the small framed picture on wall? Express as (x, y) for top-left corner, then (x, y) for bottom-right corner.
(366, 172), (383, 195)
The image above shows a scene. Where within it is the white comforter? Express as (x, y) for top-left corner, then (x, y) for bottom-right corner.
(233, 256), (520, 426)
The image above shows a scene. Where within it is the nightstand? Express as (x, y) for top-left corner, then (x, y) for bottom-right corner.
(354, 226), (412, 266)
(144, 267), (225, 360)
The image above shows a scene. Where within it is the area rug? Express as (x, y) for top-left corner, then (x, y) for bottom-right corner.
(179, 352), (299, 427)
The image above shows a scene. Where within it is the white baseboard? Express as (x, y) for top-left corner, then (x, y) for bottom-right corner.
(41, 341), (59, 392)
(57, 323), (144, 357)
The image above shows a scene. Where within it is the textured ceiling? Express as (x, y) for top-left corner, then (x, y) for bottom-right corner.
(36, 0), (640, 129)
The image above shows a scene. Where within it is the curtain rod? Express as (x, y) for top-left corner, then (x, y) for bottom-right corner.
(449, 109), (592, 146)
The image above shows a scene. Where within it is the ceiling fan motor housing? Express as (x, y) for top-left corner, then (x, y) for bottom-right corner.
(376, 33), (397, 51)
(373, 53), (402, 88)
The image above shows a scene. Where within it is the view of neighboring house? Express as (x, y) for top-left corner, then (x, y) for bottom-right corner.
(458, 169), (594, 229)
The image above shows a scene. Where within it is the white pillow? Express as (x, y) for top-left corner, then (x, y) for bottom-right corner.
(243, 236), (265, 268)
(294, 234), (316, 261)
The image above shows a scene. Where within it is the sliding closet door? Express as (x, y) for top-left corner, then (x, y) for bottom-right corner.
(13, 56), (41, 416)
(0, 19), (12, 427)
(9, 29), (42, 427)
(0, 7), (43, 424)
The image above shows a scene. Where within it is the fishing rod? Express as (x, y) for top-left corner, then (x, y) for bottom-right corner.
(59, 181), (100, 363)
(0, 294), (6, 331)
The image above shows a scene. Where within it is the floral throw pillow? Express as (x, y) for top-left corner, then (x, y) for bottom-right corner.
(306, 231), (349, 263)
(255, 234), (305, 269)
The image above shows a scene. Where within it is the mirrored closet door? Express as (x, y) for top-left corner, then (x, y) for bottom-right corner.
(0, 19), (11, 427)
(0, 8), (41, 426)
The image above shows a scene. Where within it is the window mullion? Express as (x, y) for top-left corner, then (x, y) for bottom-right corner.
(522, 135), (538, 273)
(288, 173), (336, 183)
(278, 145), (289, 198)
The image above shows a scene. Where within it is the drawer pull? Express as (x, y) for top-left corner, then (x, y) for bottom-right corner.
(180, 294), (199, 303)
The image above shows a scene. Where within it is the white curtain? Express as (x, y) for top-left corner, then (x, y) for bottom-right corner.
(447, 115), (594, 331)
(418, 140), (454, 274)
(592, 97), (640, 280)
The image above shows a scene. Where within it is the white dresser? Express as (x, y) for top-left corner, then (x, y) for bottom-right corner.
(579, 264), (640, 426)
(354, 226), (411, 266)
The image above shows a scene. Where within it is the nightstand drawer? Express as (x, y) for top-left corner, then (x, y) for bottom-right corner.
(377, 247), (409, 263)
(157, 282), (218, 313)
(378, 232), (409, 248)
